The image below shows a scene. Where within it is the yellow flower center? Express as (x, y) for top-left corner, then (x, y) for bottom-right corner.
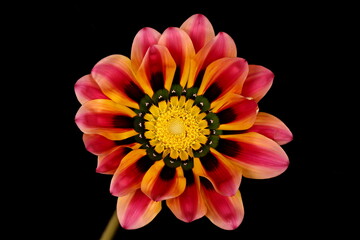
(144, 96), (210, 160)
(167, 118), (185, 135)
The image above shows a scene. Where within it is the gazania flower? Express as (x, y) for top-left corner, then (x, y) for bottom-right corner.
(75, 14), (292, 231)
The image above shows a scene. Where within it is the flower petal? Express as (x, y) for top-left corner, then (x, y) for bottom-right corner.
(83, 134), (136, 155)
(91, 55), (145, 109)
(117, 189), (161, 229)
(241, 65), (274, 102)
(131, 27), (161, 71)
(166, 170), (206, 223)
(187, 32), (237, 88)
(83, 134), (118, 155)
(200, 178), (244, 230)
(141, 160), (186, 201)
(180, 14), (215, 53)
(110, 149), (153, 196)
(212, 94), (258, 131)
(158, 27), (195, 87)
(218, 132), (289, 179)
(74, 74), (109, 104)
(194, 148), (242, 197)
(197, 58), (248, 108)
(97, 146), (132, 174)
(247, 112), (293, 145)
(136, 45), (177, 96)
(75, 99), (137, 140)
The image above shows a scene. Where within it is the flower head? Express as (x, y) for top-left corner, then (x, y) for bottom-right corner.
(75, 14), (292, 230)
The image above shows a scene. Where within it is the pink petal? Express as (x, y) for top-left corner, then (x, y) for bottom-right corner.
(82, 134), (118, 155)
(131, 27), (161, 71)
(188, 32), (237, 88)
(158, 27), (195, 87)
(110, 149), (153, 196)
(247, 112), (293, 145)
(75, 99), (137, 140)
(200, 178), (244, 230)
(180, 14), (215, 53)
(141, 161), (186, 201)
(96, 146), (132, 174)
(197, 58), (248, 107)
(194, 148), (242, 197)
(241, 65), (274, 102)
(166, 171), (206, 223)
(218, 132), (289, 179)
(117, 189), (161, 229)
(213, 94), (258, 131)
(136, 45), (177, 96)
(91, 55), (145, 109)
(74, 74), (109, 104)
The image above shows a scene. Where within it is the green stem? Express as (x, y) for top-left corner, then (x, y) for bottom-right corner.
(100, 211), (119, 240)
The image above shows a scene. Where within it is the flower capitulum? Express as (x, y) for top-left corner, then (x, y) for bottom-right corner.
(74, 13), (293, 231)
(144, 95), (209, 160)
(133, 86), (218, 166)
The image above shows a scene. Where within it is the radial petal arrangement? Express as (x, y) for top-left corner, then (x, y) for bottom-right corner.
(75, 13), (292, 230)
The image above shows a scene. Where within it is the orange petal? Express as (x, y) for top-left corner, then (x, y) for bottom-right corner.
(136, 45), (177, 97)
(75, 99), (137, 140)
(180, 14), (215, 52)
(197, 57), (248, 107)
(200, 178), (244, 230)
(141, 161), (186, 201)
(91, 55), (145, 109)
(166, 170), (206, 223)
(158, 27), (195, 87)
(213, 94), (258, 131)
(187, 32), (237, 88)
(241, 65), (274, 102)
(218, 133), (289, 179)
(131, 27), (161, 71)
(117, 189), (161, 229)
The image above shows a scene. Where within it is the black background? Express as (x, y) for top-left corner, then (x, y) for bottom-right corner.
(14, 2), (353, 239)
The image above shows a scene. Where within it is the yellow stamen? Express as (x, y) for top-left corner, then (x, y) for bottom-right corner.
(168, 118), (185, 135)
(144, 97), (209, 160)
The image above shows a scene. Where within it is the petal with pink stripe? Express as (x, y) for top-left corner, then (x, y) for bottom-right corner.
(141, 160), (186, 201)
(82, 134), (136, 155)
(74, 74), (109, 104)
(200, 178), (244, 230)
(158, 27), (195, 87)
(218, 132), (289, 179)
(241, 65), (274, 102)
(117, 189), (162, 229)
(196, 58), (249, 110)
(194, 148), (242, 197)
(82, 134), (118, 155)
(247, 112), (293, 145)
(75, 99), (137, 140)
(187, 32), (237, 88)
(213, 94), (258, 131)
(96, 146), (132, 174)
(110, 149), (153, 196)
(180, 14), (215, 53)
(91, 55), (145, 109)
(136, 45), (177, 96)
(166, 170), (206, 223)
(131, 27), (161, 71)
